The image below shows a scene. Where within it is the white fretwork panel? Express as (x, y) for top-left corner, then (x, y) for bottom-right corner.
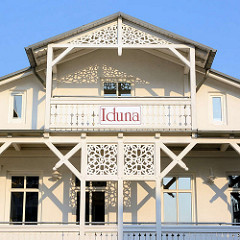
(69, 23), (118, 45)
(87, 144), (117, 175)
(122, 23), (172, 45)
(124, 144), (155, 175)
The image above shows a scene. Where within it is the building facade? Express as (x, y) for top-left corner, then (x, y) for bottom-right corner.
(0, 12), (240, 239)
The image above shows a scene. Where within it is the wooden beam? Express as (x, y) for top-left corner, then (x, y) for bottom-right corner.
(0, 142), (12, 155)
(45, 141), (82, 180)
(196, 70), (209, 92)
(52, 46), (74, 66)
(160, 142), (196, 179)
(220, 143), (229, 152)
(168, 47), (190, 67)
(12, 143), (21, 151)
(117, 17), (123, 56)
(190, 47), (197, 130)
(230, 143), (240, 155)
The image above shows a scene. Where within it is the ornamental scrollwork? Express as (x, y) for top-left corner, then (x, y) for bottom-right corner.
(69, 24), (118, 45)
(122, 24), (171, 45)
(124, 144), (155, 175)
(87, 144), (117, 175)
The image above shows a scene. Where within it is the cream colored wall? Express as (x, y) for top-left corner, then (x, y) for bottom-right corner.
(197, 75), (240, 131)
(0, 75), (45, 130)
(0, 148), (239, 223)
(54, 49), (185, 97)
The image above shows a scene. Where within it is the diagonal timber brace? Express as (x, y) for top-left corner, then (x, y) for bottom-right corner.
(0, 142), (12, 155)
(45, 142), (82, 180)
(159, 142), (196, 179)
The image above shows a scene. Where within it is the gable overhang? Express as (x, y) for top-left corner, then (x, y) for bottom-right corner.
(25, 12), (216, 72)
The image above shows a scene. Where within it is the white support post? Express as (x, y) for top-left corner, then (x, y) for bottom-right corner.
(155, 140), (161, 240)
(80, 137), (87, 237)
(45, 45), (53, 130)
(117, 17), (123, 56)
(190, 47), (197, 131)
(117, 135), (124, 240)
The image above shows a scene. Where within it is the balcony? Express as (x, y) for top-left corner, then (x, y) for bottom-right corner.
(49, 97), (192, 131)
(0, 223), (239, 240)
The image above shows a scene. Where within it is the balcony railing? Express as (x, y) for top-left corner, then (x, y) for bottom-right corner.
(0, 223), (239, 240)
(49, 97), (192, 131)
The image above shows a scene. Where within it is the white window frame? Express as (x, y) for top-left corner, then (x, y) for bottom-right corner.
(209, 93), (226, 125)
(161, 174), (195, 223)
(5, 172), (42, 223)
(8, 90), (27, 124)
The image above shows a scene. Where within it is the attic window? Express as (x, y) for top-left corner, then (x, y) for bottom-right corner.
(13, 95), (22, 118)
(104, 82), (131, 96)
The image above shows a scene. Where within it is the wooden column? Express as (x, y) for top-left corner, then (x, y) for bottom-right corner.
(189, 47), (197, 131)
(44, 45), (53, 130)
(117, 136), (124, 240)
(155, 140), (162, 240)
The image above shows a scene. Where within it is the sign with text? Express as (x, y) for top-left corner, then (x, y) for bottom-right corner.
(100, 106), (141, 125)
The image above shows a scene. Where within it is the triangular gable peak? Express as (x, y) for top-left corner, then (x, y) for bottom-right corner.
(27, 12), (216, 70)
(63, 20), (177, 46)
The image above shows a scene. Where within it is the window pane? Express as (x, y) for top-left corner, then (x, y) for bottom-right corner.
(104, 82), (117, 96)
(212, 97), (222, 121)
(231, 192), (240, 223)
(25, 192), (38, 223)
(92, 182), (107, 187)
(26, 177), (39, 189)
(92, 192), (105, 223)
(12, 176), (24, 188)
(13, 95), (22, 118)
(179, 193), (192, 222)
(178, 177), (191, 190)
(228, 176), (240, 189)
(10, 192), (23, 223)
(163, 177), (176, 190)
(118, 83), (131, 96)
(163, 192), (177, 222)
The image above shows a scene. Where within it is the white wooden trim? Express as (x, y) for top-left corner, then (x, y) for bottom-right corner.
(0, 142), (12, 155)
(52, 46), (74, 66)
(168, 47), (190, 67)
(117, 17), (123, 56)
(189, 47), (197, 130)
(44, 45), (53, 130)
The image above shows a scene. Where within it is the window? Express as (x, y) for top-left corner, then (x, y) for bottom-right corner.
(10, 176), (39, 224)
(162, 176), (193, 222)
(228, 175), (240, 223)
(210, 94), (225, 124)
(104, 82), (131, 97)
(75, 179), (106, 224)
(9, 91), (26, 123)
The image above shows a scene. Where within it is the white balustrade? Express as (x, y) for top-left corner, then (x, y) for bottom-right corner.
(49, 98), (192, 131)
(0, 225), (239, 240)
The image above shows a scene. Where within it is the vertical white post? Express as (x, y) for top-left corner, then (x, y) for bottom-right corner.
(117, 135), (124, 240)
(155, 140), (162, 240)
(80, 137), (87, 237)
(45, 44), (53, 130)
(117, 17), (123, 56)
(189, 47), (197, 131)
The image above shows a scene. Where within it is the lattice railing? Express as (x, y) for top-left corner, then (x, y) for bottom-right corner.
(49, 98), (191, 131)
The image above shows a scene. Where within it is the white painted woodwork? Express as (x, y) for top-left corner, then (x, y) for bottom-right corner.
(49, 98), (192, 130)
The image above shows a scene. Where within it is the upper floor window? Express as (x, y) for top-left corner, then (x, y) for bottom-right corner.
(228, 175), (240, 223)
(210, 94), (225, 124)
(10, 176), (39, 224)
(9, 91), (26, 123)
(104, 82), (131, 97)
(162, 176), (193, 222)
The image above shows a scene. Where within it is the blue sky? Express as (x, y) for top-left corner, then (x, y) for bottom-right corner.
(0, 0), (239, 78)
